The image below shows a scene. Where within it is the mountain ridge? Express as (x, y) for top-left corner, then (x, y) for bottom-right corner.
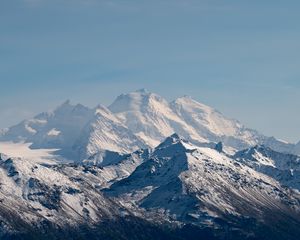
(1, 133), (300, 239)
(104, 134), (300, 239)
(1, 90), (299, 162)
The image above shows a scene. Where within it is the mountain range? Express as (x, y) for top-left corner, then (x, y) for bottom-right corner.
(1, 89), (299, 163)
(0, 89), (300, 239)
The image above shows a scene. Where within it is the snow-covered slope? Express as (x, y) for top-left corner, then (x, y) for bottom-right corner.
(83, 149), (151, 188)
(109, 89), (208, 147)
(1, 136), (300, 239)
(0, 101), (95, 159)
(170, 96), (262, 150)
(234, 145), (300, 190)
(109, 89), (299, 154)
(0, 145), (167, 239)
(106, 134), (300, 235)
(0, 153), (119, 236)
(73, 105), (147, 162)
(0, 141), (60, 162)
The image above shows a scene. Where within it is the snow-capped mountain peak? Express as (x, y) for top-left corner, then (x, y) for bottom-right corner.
(109, 89), (168, 114)
(1, 90), (299, 164)
(156, 133), (183, 147)
(108, 90), (209, 147)
(0, 101), (95, 160)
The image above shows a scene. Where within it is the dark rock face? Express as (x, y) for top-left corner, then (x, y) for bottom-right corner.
(214, 142), (223, 152)
(1, 159), (20, 181)
(25, 178), (61, 210)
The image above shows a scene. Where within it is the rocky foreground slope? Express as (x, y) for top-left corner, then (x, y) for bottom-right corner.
(1, 134), (300, 239)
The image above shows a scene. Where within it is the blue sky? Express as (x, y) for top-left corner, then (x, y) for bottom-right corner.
(1, 0), (300, 142)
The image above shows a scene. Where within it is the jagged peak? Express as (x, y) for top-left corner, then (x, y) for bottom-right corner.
(252, 145), (300, 159)
(238, 144), (265, 154)
(168, 133), (182, 141)
(235, 144), (285, 159)
(155, 133), (187, 150)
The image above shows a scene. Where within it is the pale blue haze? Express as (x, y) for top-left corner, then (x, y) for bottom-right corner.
(0, 0), (300, 142)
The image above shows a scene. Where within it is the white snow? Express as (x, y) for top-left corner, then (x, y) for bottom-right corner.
(74, 105), (146, 160)
(135, 132), (161, 147)
(0, 141), (58, 162)
(25, 124), (37, 134)
(47, 128), (61, 136)
(109, 90), (208, 147)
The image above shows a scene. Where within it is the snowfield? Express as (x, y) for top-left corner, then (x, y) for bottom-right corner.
(0, 141), (59, 162)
